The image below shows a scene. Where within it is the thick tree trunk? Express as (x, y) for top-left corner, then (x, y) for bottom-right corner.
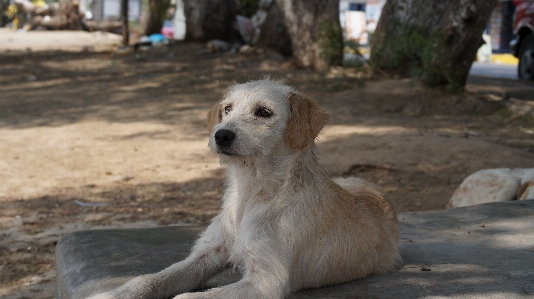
(256, 0), (292, 56)
(144, 0), (172, 36)
(183, 0), (237, 42)
(277, 0), (343, 70)
(370, 0), (497, 89)
(121, 0), (129, 46)
(0, 0), (10, 27)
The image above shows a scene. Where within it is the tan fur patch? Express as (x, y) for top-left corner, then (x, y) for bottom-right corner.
(285, 93), (329, 152)
(207, 102), (222, 133)
(328, 179), (400, 274)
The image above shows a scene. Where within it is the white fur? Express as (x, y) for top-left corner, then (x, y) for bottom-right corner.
(447, 168), (534, 208)
(87, 80), (400, 299)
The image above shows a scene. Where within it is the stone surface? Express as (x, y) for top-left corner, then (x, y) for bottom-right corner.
(56, 200), (534, 299)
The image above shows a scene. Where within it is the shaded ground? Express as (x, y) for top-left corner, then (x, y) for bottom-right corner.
(1, 41), (534, 299)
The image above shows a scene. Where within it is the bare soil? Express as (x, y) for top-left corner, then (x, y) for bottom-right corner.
(1, 41), (534, 299)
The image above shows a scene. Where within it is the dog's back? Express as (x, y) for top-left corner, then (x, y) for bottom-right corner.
(333, 177), (400, 274)
(287, 177), (400, 291)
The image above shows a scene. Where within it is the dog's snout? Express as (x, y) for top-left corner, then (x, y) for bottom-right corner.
(215, 129), (236, 147)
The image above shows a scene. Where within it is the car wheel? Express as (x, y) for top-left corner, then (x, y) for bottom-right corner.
(518, 34), (534, 80)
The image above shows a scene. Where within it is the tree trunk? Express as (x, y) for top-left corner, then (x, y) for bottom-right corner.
(277, 0), (343, 70)
(144, 0), (172, 36)
(121, 0), (129, 46)
(0, 0), (10, 27)
(256, 0), (292, 56)
(183, 0), (238, 42)
(370, 0), (497, 90)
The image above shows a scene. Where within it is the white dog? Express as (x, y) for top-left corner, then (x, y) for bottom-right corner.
(88, 80), (400, 299)
(447, 168), (534, 208)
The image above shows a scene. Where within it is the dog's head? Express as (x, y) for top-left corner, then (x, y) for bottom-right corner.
(207, 80), (329, 159)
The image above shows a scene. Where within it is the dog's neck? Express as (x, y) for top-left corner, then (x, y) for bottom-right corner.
(223, 144), (327, 205)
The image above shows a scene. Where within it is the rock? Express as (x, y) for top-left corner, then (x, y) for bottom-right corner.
(56, 200), (534, 299)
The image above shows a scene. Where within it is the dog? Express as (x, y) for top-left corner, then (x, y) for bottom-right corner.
(447, 168), (534, 208)
(87, 80), (400, 299)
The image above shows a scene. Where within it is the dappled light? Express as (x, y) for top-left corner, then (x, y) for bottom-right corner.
(320, 124), (418, 140)
(1, 0), (534, 294)
(1, 43), (533, 298)
(317, 125), (533, 213)
(41, 58), (122, 72)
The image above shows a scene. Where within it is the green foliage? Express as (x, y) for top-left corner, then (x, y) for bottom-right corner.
(370, 20), (463, 92)
(317, 18), (344, 68)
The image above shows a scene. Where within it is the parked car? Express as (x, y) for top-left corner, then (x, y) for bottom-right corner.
(511, 0), (534, 80)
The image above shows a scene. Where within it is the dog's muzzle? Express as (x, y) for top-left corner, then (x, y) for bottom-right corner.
(215, 129), (236, 149)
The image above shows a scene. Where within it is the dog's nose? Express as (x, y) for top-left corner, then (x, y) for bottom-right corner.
(215, 129), (236, 147)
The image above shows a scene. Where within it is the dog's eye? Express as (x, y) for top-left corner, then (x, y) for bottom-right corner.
(224, 105), (232, 114)
(255, 107), (272, 118)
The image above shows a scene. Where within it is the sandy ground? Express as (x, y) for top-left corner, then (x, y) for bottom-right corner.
(1, 40), (534, 299)
(0, 29), (122, 53)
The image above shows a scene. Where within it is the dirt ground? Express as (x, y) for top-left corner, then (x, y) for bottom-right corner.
(0, 28), (122, 53)
(1, 41), (534, 299)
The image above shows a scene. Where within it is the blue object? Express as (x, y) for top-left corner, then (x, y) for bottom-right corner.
(148, 33), (167, 43)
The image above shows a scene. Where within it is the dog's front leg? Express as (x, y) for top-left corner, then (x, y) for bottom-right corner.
(86, 220), (230, 299)
(174, 236), (290, 299)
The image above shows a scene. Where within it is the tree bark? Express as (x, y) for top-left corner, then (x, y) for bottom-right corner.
(144, 0), (172, 36)
(0, 0), (10, 27)
(121, 0), (129, 46)
(256, 0), (292, 56)
(277, 0), (343, 70)
(370, 0), (497, 89)
(183, 0), (238, 42)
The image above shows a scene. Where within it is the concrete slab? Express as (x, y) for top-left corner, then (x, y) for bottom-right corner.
(56, 200), (534, 299)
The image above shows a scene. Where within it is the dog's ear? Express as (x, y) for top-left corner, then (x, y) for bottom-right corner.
(207, 102), (222, 132)
(286, 92), (329, 152)
(518, 181), (534, 200)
